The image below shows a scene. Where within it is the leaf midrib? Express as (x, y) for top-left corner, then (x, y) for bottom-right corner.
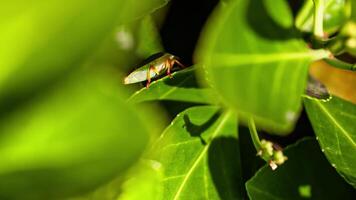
(172, 111), (232, 200)
(210, 50), (328, 67)
(316, 101), (356, 147)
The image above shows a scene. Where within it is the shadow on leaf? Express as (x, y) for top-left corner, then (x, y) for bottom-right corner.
(208, 137), (243, 200)
(182, 110), (221, 145)
(163, 68), (199, 88)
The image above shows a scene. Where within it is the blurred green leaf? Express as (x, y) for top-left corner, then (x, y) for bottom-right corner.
(118, 159), (163, 200)
(0, 0), (168, 99)
(196, 0), (329, 134)
(0, 69), (152, 199)
(88, 15), (164, 73)
(296, 0), (348, 34)
(304, 96), (356, 188)
(153, 106), (244, 199)
(246, 138), (356, 200)
(136, 16), (164, 58)
(351, 0), (356, 21)
(0, 0), (118, 97)
(128, 68), (217, 104)
(262, 0), (293, 29)
(71, 159), (164, 200)
(116, 0), (169, 24)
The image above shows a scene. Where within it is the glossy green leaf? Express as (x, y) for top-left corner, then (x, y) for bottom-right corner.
(196, 0), (329, 134)
(0, 70), (152, 199)
(246, 138), (356, 200)
(154, 106), (243, 199)
(128, 68), (217, 104)
(304, 96), (356, 188)
(296, 0), (348, 34)
(0, 0), (167, 99)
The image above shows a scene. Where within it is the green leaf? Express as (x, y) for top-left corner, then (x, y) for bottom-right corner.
(351, 0), (356, 21)
(246, 138), (356, 200)
(117, 0), (169, 24)
(154, 106), (244, 199)
(304, 96), (356, 188)
(67, 159), (164, 200)
(296, 0), (348, 34)
(128, 68), (217, 104)
(0, 0), (167, 99)
(0, 70), (152, 199)
(118, 160), (163, 200)
(196, 0), (329, 134)
(88, 15), (165, 72)
(73, 159), (163, 200)
(136, 16), (164, 58)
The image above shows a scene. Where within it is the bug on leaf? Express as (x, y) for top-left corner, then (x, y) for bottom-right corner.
(124, 52), (185, 88)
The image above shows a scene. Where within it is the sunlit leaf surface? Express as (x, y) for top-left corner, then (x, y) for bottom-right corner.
(196, 0), (329, 134)
(128, 68), (217, 104)
(246, 138), (356, 200)
(154, 106), (243, 199)
(304, 96), (356, 188)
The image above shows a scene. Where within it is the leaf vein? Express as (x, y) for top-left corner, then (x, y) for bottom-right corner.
(315, 101), (356, 147)
(172, 111), (232, 200)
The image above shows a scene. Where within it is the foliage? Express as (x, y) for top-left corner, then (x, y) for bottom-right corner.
(0, 0), (355, 199)
(246, 138), (355, 200)
(304, 96), (356, 187)
(196, 0), (329, 134)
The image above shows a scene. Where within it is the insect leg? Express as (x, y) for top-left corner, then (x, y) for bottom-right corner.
(174, 59), (186, 69)
(146, 65), (154, 88)
(166, 60), (173, 78)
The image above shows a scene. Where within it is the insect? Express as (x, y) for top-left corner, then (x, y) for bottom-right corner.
(124, 52), (185, 88)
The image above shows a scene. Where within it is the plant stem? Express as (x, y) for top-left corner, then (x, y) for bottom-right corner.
(324, 58), (356, 71)
(248, 117), (262, 152)
(313, 0), (325, 39)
